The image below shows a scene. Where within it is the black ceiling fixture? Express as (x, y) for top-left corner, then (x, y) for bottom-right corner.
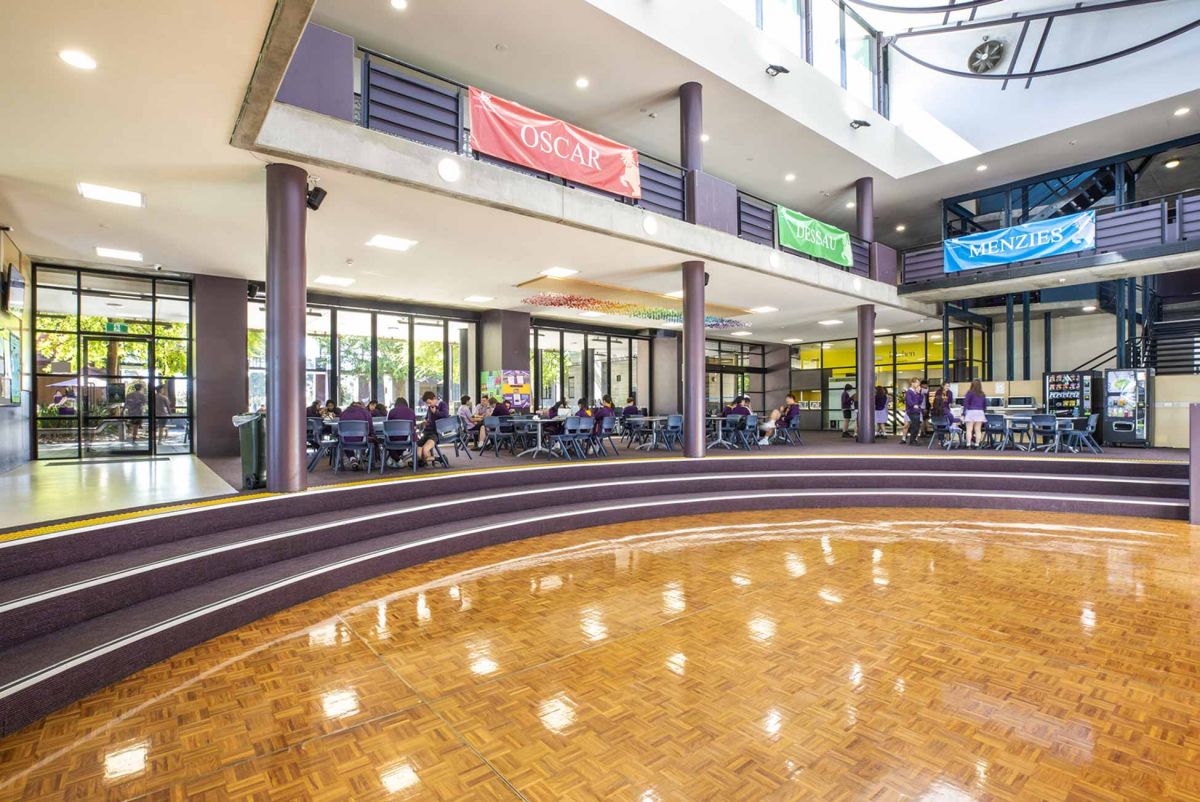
(765, 64), (790, 77)
(305, 186), (327, 211)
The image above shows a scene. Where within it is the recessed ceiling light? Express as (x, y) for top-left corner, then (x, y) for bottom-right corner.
(783, 337), (803, 343)
(579, 310), (604, 318)
(77, 182), (143, 207)
(314, 275), (355, 287)
(700, 133), (710, 143)
(463, 295), (493, 303)
(1082, 305), (1097, 312)
(663, 289), (685, 299)
(818, 319), (842, 326)
(575, 76), (589, 89)
(437, 157), (461, 182)
(366, 234), (418, 251)
(822, 343), (831, 349)
(845, 201), (855, 209)
(784, 173), (796, 182)
(1174, 107), (1190, 117)
(663, 321), (682, 328)
(541, 266), (578, 278)
(975, 164), (988, 172)
(95, 246), (142, 262)
(899, 334), (918, 340)
(895, 224), (907, 232)
(1058, 278), (1067, 283)
(1165, 159), (1181, 169)
(59, 50), (97, 70)
(390, 0), (408, 9)
(874, 328), (891, 334)
(730, 331), (752, 337)
(747, 306), (778, 314)
(930, 334), (941, 340)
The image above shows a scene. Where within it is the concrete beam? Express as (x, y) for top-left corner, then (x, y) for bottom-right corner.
(230, 0), (316, 150)
(251, 102), (935, 318)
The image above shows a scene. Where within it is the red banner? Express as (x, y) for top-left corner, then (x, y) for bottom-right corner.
(469, 87), (641, 199)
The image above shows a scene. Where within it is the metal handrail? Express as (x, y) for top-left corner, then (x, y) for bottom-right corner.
(358, 46), (468, 91)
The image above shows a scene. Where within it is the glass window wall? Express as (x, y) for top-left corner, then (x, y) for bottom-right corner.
(531, 325), (650, 412)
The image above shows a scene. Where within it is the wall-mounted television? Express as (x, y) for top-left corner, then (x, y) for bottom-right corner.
(4, 263), (24, 317)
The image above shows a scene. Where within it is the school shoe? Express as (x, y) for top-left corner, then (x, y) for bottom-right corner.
(758, 437), (771, 446)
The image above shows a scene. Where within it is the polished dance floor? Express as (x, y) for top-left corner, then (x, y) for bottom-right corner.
(1, 509), (1198, 801)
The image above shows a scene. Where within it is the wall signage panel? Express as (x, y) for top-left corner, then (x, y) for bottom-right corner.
(469, 88), (641, 199)
(943, 210), (1095, 272)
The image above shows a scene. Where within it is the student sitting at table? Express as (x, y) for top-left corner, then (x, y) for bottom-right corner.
(728, 396), (751, 416)
(306, 399), (322, 418)
(457, 395), (475, 431)
(477, 396), (512, 448)
(592, 395), (616, 423)
(416, 391), (448, 467)
(338, 400), (374, 470)
(367, 400), (386, 417)
(384, 397), (417, 466)
(546, 398), (566, 418)
(323, 399), (342, 418)
(574, 398), (591, 417)
(759, 393), (800, 445)
(622, 397), (640, 417)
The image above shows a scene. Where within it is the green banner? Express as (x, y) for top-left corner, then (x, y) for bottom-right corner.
(776, 205), (853, 267)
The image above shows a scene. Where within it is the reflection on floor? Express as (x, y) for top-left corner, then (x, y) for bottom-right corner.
(2, 508), (1198, 801)
(3, 455), (236, 530)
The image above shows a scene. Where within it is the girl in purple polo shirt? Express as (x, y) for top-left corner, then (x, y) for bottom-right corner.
(962, 379), (988, 448)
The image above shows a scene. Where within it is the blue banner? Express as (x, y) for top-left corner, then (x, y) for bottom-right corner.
(943, 211), (1095, 273)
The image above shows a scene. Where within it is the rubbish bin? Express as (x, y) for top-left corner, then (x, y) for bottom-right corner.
(232, 413), (266, 490)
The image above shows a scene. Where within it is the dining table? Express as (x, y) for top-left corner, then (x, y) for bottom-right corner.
(706, 416), (737, 450)
(626, 415), (671, 450)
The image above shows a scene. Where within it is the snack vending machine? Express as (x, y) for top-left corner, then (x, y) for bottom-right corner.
(1102, 369), (1153, 446)
(1043, 371), (1101, 418)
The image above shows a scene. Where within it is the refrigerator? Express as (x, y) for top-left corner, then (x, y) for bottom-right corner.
(1043, 371), (1101, 418)
(1102, 369), (1153, 446)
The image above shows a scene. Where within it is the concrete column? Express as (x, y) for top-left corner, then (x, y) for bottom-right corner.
(265, 163), (308, 493)
(854, 177), (874, 242)
(682, 261), (706, 458)
(679, 82), (703, 173)
(856, 304), (875, 444)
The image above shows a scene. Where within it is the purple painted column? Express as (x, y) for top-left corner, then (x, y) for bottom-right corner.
(1191, 403), (1199, 524)
(679, 82), (703, 173)
(855, 176), (874, 243)
(682, 261), (706, 458)
(856, 304), (876, 444)
(265, 163), (308, 493)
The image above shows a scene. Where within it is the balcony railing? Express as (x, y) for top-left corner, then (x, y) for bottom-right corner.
(901, 189), (1200, 286)
(350, 47), (866, 276)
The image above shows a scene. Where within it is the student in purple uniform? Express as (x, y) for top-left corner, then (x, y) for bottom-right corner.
(840, 384), (855, 438)
(900, 377), (925, 445)
(385, 397), (418, 464)
(591, 395), (616, 423)
(760, 393), (799, 445)
(416, 391), (448, 467)
(621, 396), (640, 417)
(874, 385), (889, 438)
(477, 396), (512, 448)
(728, 396), (751, 416)
(574, 397), (590, 417)
(338, 400), (374, 469)
(367, 400), (386, 417)
(961, 379), (988, 448)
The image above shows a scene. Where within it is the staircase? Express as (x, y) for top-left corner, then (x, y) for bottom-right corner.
(1140, 318), (1200, 375)
(0, 453), (1188, 737)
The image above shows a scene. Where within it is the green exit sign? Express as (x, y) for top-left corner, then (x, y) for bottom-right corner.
(105, 322), (129, 334)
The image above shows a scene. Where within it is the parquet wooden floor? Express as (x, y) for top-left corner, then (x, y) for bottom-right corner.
(1, 508), (1199, 801)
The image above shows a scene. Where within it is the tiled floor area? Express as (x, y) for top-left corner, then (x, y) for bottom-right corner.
(1, 507), (1198, 801)
(1, 456), (236, 530)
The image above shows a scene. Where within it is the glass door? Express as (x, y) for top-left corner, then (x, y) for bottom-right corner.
(81, 336), (153, 456)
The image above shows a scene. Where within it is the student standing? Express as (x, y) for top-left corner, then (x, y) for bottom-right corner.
(840, 384), (855, 438)
(900, 377), (924, 445)
(874, 385), (889, 438)
(961, 379), (988, 448)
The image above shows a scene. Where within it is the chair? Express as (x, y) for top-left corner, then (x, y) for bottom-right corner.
(378, 419), (416, 473)
(1007, 417), (1033, 451)
(333, 420), (373, 473)
(552, 416), (587, 460)
(741, 414), (761, 450)
(594, 415), (620, 457)
(725, 414), (749, 450)
(662, 414), (684, 450)
(429, 416), (466, 468)
(1030, 414), (1060, 452)
(927, 416), (962, 450)
(306, 417), (324, 448)
(480, 416), (515, 456)
(776, 415), (804, 446)
(306, 419), (339, 472)
(983, 414), (1008, 450)
(1062, 413), (1103, 454)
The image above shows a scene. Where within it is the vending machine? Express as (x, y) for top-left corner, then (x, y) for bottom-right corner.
(1102, 369), (1153, 446)
(1043, 371), (1101, 418)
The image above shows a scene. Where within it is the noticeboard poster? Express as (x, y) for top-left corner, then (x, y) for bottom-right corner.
(481, 369), (532, 409)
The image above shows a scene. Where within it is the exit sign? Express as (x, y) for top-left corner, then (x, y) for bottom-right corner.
(105, 323), (129, 334)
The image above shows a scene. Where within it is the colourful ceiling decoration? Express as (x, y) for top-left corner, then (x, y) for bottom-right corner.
(522, 292), (747, 329)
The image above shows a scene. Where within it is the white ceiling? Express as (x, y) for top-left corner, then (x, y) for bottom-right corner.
(0, 0), (926, 346)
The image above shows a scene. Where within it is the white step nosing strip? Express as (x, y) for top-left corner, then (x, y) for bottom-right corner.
(0, 488), (1185, 702)
(2, 454), (1183, 546)
(0, 473), (1186, 612)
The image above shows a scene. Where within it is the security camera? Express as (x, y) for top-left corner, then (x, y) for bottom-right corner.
(849, 119), (871, 130)
(704, 272), (710, 287)
(152, 263), (164, 272)
(306, 187), (327, 211)
(765, 64), (790, 77)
